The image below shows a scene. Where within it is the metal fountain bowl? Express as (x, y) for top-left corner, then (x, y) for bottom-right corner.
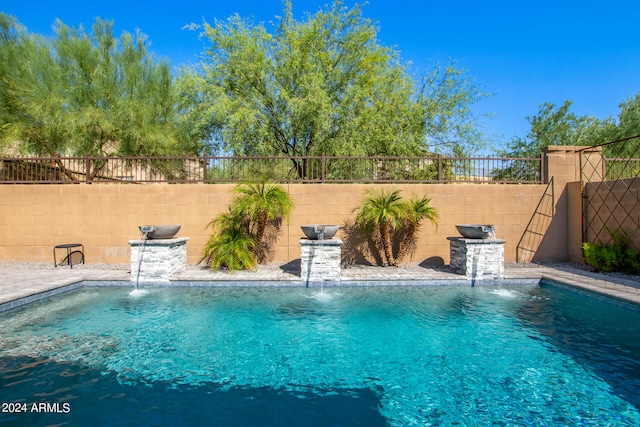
(455, 224), (496, 239)
(301, 224), (339, 240)
(139, 225), (181, 239)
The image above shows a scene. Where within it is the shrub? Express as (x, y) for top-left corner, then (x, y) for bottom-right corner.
(582, 230), (640, 274)
(203, 181), (292, 270)
(203, 208), (256, 271)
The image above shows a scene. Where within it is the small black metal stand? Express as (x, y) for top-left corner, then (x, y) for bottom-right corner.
(53, 243), (85, 268)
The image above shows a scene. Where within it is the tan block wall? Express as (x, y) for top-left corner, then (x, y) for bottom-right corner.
(0, 184), (233, 265)
(1, 183), (555, 266)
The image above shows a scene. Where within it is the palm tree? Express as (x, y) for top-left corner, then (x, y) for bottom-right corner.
(355, 189), (405, 266)
(396, 195), (439, 264)
(231, 182), (293, 255)
(203, 208), (256, 270)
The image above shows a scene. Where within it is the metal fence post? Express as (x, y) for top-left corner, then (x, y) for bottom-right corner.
(85, 155), (91, 184)
(202, 153), (208, 183)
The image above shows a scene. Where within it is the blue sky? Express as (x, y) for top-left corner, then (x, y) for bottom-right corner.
(3, 0), (640, 151)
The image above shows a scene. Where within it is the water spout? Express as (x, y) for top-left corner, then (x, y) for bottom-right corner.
(133, 226), (154, 293)
(314, 225), (326, 242)
(300, 224), (342, 288)
(314, 225), (326, 292)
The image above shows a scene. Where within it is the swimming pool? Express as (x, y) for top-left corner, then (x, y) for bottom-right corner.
(1, 282), (639, 426)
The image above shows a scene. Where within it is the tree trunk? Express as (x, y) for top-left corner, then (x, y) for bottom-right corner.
(53, 157), (79, 182)
(290, 157), (306, 180)
(380, 221), (395, 266)
(396, 223), (415, 264)
(254, 210), (268, 246)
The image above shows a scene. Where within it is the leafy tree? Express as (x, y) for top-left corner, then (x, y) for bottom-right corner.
(178, 1), (488, 178)
(499, 100), (615, 159)
(421, 62), (490, 156)
(0, 14), (198, 178)
(0, 14), (68, 156)
(615, 93), (640, 140)
(494, 101), (615, 180)
(607, 93), (640, 158)
(54, 19), (195, 157)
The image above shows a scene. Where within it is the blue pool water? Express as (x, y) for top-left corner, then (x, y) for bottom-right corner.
(1, 283), (639, 426)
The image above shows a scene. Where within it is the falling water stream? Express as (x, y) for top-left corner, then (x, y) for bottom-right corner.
(469, 226), (498, 284)
(309, 225), (339, 302)
(316, 225), (325, 291)
(487, 226), (501, 278)
(487, 228), (496, 241)
(130, 226), (153, 297)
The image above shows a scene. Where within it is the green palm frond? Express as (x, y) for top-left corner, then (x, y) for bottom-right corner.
(204, 181), (292, 269)
(232, 181), (293, 246)
(355, 188), (406, 266)
(396, 194), (439, 264)
(402, 194), (439, 228)
(355, 189), (404, 235)
(232, 182), (292, 222)
(355, 188), (439, 266)
(204, 227), (256, 271)
(204, 207), (255, 271)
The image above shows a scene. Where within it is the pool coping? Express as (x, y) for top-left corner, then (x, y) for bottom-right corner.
(1, 264), (639, 312)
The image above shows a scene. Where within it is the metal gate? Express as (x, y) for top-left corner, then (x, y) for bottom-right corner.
(580, 135), (640, 251)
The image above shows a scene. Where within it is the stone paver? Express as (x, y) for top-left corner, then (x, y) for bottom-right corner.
(0, 263), (639, 312)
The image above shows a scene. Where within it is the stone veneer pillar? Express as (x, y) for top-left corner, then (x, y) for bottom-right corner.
(448, 237), (505, 281)
(129, 237), (188, 283)
(300, 238), (342, 285)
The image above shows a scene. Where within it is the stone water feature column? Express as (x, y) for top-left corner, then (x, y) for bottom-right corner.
(129, 237), (188, 283)
(300, 238), (343, 286)
(448, 237), (506, 281)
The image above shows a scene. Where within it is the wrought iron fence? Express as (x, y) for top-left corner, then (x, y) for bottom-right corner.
(0, 154), (543, 184)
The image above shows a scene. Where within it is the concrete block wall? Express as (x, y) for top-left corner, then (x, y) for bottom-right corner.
(0, 184), (234, 265)
(0, 182), (552, 265)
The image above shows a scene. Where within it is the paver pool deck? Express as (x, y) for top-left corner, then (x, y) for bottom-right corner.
(1, 263), (639, 312)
